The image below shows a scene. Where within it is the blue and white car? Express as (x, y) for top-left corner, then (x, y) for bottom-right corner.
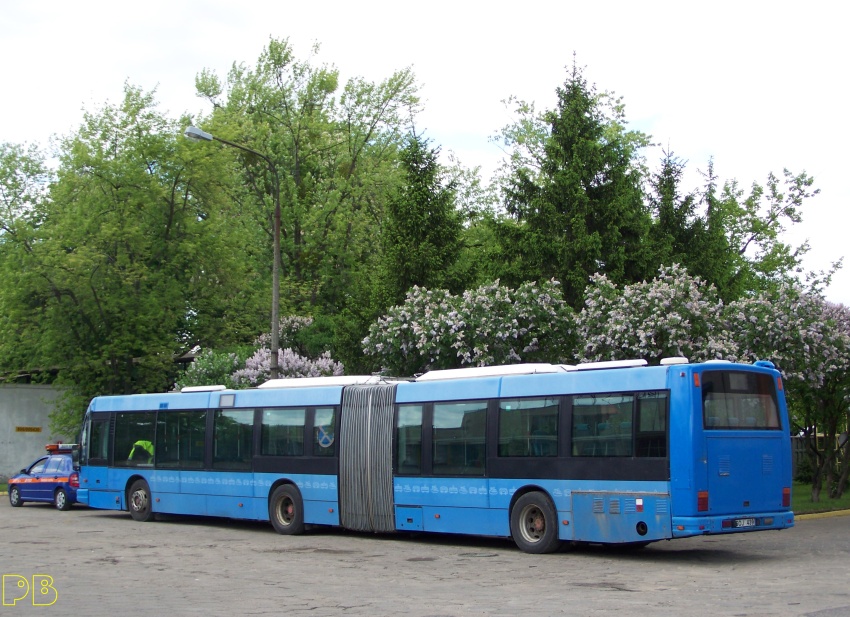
(8, 445), (80, 511)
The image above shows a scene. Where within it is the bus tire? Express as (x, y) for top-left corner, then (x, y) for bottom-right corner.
(9, 485), (22, 507)
(128, 479), (154, 522)
(269, 485), (304, 535)
(510, 491), (561, 554)
(54, 487), (72, 511)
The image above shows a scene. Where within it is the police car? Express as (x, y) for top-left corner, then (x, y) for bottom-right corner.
(8, 444), (80, 510)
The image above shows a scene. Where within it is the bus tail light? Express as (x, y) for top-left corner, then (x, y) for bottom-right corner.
(70, 472), (80, 489)
(698, 491), (709, 512)
(782, 487), (791, 508)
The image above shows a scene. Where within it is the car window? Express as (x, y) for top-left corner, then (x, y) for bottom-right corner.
(28, 457), (49, 474)
(45, 457), (64, 474)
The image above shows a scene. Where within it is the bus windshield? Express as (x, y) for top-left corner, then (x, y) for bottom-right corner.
(702, 370), (781, 430)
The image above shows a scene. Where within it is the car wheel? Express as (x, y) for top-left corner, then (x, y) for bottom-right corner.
(55, 488), (72, 511)
(9, 485), (23, 507)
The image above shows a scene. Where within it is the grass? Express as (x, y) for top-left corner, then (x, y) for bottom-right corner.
(0, 483), (6, 493)
(792, 481), (850, 515)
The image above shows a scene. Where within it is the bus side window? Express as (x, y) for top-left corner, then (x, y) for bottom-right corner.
(636, 392), (668, 457)
(498, 398), (559, 457)
(571, 394), (634, 457)
(213, 409), (254, 470)
(114, 412), (156, 468)
(313, 407), (336, 457)
(396, 405), (423, 474)
(432, 401), (486, 475)
(261, 409), (305, 457)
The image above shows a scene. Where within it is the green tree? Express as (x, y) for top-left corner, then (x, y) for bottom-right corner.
(492, 62), (652, 307)
(0, 142), (54, 373)
(375, 132), (464, 308)
(0, 85), (262, 434)
(195, 37), (419, 315)
(696, 162), (822, 301)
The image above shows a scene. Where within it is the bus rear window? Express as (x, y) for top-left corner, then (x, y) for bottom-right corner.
(702, 371), (780, 430)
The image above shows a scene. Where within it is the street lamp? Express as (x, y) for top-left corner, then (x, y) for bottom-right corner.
(184, 125), (282, 380)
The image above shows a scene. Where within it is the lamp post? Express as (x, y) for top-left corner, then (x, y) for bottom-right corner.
(184, 125), (282, 380)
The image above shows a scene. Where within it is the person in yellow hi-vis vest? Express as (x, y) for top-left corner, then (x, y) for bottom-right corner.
(128, 440), (154, 463)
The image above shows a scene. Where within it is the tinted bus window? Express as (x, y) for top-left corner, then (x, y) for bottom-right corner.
(702, 371), (780, 430)
(156, 411), (206, 469)
(261, 409), (306, 456)
(313, 407), (336, 457)
(213, 410), (254, 470)
(396, 405), (423, 474)
(82, 416), (110, 465)
(572, 394), (634, 457)
(636, 391), (668, 457)
(498, 397), (559, 457)
(114, 412), (156, 467)
(433, 401), (486, 475)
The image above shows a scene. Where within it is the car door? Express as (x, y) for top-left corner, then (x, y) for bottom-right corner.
(20, 456), (49, 501)
(42, 456), (65, 501)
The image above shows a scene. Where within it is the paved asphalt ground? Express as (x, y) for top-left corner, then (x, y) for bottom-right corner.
(1, 496), (849, 616)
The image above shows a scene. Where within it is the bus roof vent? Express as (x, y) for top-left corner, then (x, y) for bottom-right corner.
(416, 363), (562, 382)
(660, 356), (689, 366)
(575, 359), (647, 371)
(258, 375), (386, 389)
(180, 385), (227, 393)
(754, 360), (776, 369)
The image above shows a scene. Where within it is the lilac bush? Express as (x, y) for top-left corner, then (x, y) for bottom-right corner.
(231, 347), (344, 387)
(577, 265), (739, 363)
(363, 279), (574, 375)
(175, 316), (345, 389)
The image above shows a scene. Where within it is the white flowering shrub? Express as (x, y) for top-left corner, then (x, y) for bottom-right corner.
(231, 347), (344, 387)
(577, 264), (739, 363)
(173, 349), (244, 390)
(363, 279), (574, 375)
(728, 283), (850, 388)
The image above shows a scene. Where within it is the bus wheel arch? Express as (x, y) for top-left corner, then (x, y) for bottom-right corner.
(269, 482), (305, 535)
(509, 488), (561, 554)
(127, 477), (155, 522)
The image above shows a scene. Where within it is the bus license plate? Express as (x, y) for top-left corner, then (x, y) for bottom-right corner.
(733, 518), (756, 528)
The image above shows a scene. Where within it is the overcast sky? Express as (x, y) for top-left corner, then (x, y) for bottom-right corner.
(2, 1), (847, 305)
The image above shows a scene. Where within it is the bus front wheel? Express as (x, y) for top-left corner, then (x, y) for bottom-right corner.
(269, 485), (305, 535)
(128, 479), (154, 522)
(510, 491), (561, 554)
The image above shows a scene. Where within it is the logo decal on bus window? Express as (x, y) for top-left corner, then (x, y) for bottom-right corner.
(317, 426), (335, 448)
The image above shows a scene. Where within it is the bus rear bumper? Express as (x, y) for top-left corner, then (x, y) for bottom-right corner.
(671, 511), (795, 538)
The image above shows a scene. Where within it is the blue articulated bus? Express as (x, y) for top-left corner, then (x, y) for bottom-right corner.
(78, 358), (794, 553)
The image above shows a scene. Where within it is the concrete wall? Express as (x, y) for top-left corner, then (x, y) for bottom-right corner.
(0, 384), (69, 480)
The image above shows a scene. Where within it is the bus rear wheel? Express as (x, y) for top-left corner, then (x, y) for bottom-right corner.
(510, 491), (561, 554)
(269, 485), (305, 535)
(128, 479), (154, 522)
